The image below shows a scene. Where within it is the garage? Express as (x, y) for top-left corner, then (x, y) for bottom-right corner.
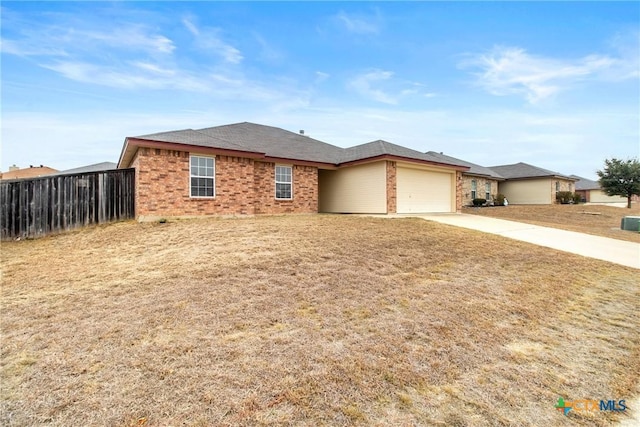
(588, 189), (626, 203)
(396, 166), (454, 213)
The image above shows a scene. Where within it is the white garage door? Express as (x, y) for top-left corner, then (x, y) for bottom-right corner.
(397, 167), (452, 213)
(589, 190), (626, 203)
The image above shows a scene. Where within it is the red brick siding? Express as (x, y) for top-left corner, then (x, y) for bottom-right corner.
(131, 148), (317, 218)
(553, 179), (575, 203)
(461, 176), (499, 206)
(456, 171), (463, 212)
(386, 161), (397, 214)
(254, 163), (318, 214)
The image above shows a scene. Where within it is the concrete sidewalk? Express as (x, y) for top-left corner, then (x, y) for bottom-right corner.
(417, 214), (640, 269)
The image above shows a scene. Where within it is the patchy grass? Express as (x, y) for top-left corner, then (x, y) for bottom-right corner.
(463, 204), (640, 243)
(1, 215), (638, 426)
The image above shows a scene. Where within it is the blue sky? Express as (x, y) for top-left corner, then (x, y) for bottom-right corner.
(2, 1), (638, 179)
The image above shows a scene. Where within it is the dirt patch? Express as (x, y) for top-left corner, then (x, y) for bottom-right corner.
(1, 215), (638, 426)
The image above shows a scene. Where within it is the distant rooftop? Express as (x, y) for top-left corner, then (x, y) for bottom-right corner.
(341, 140), (468, 167)
(488, 162), (575, 180)
(570, 175), (601, 190)
(426, 152), (504, 179)
(0, 165), (58, 180)
(54, 162), (118, 175)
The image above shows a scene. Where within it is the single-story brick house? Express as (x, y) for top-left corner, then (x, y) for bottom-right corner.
(426, 152), (505, 206)
(488, 162), (577, 204)
(117, 122), (469, 220)
(571, 175), (627, 203)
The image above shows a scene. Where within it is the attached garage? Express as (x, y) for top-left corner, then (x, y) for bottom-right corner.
(497, 179), (552, 204)
(396, 165), (455, 213)
(588, 190), (626, 203)
(318, 161), (387, 213)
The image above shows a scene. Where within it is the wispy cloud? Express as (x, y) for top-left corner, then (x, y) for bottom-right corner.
(349, 70), (397, 104)
(348, 70), (436, 105)
(315, 71), (330, 84)
(461, 44), (639, 104)
(335, 9), (382, 34)
(182, 18), (243, 64)
(41, 61), (209, 91)
(1, 25), (175, 58)
(0, 8), (291, 97)
(253, 33), (284, 63)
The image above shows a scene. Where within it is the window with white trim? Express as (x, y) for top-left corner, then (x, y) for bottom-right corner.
(471, 179), (477, 199)
(555, 181), (560, 192)
(190, 155), (215, 198)
(485, 182), (491, 200)
(275, 165), (292, 200)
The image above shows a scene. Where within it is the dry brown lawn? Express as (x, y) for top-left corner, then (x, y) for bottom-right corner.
(463, 203), (640, 243)
(1, 215), (638, 426)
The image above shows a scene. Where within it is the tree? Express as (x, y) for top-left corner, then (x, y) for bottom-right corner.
(596, 158), (640, 208)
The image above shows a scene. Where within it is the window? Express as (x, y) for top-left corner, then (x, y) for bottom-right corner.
(275, 165), (292, 199)
(190, 156), (215, 198)
(470, 180), (477, 199)
(555, 181), (560, 192)
(485, 182), (491, 200)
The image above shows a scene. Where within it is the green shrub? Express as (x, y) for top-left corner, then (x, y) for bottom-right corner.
(493, 193), (506, 206)
(572, 193), (582, 204)
(472, 198), (487, 207)
(556, 191), (575, 204)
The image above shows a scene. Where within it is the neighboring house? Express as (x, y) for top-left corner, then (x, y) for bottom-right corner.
(571, 175), (627, 203)
(1, 165), (58, 180)
(426, 152), (505, 206)
(54, 162), (118, 175)
(488, 162), (577, 204)
(117, 122), (469, 219)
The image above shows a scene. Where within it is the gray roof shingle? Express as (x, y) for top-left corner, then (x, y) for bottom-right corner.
(55, 162), (118, 175)
(570, 175), (601, 190)
(488, 162), (575, 180)
(135, 122), (344, 164)
(340, 140), (467, 166)
(426, 151), (504, 179)
(128, 122), (467, 169)
(134, 129), (249, 152)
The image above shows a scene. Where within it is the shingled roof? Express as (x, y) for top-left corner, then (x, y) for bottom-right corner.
(196, 122), (345, 164)
(127, 122), (344, 165)
(340, 140), (468, 167)
(54, 162), (118, 175)
(120, 122), (467, 170)
(488, 162), (575, 180)
(426, 151), (504, 180)
(570, 175), (601, 190)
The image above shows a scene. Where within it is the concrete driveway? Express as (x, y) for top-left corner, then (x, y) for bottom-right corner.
(417, 214), (640, 269)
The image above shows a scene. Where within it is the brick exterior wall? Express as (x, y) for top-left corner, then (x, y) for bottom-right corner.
(575, 190), (589, 202)
(131, 147), (467, 218)
(456, 171), (464, 212)
(461, 175), (499, 206)
(552, 179), (575, 204)
(386, 161), (397, 214)
(131, 148), (318, 219)
(254, 162), (318, 214)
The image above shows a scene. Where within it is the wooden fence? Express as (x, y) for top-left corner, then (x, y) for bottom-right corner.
(1, 168), (135, 240)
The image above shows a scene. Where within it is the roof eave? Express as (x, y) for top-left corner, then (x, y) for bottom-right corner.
(339, 154), (470, 171)
(501, 174), (577, 181)
(262, 155), (338, 169)
(118, 138), (268, 168)
(463, 171), (505, 181)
